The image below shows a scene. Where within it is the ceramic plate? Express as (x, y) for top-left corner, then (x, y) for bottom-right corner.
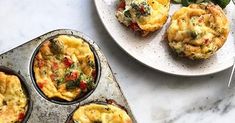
(94, 0), (235, 76)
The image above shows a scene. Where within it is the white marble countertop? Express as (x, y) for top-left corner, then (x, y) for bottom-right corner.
(0, 0), (235, 123)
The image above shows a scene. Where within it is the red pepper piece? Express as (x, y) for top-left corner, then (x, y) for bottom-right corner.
(38, 80), (47, 89)
(92, 70), (97, 79)
(50, 74), (56, 81)
(18, 112), (25, 121)
(205, 39), (209, 45)
(66, 71), (78, 81)
(38, 59), (44, 69)
(38, 83), (44, 89)
(129, 22), (140, 32)
(140, 6), (145, 14)
(63, 57), (73, 68)
(79, 81), (87, 91)
(117, 1), (125, 10)
(52, 62), (59, 71)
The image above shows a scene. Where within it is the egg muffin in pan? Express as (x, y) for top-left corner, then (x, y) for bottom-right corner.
(67, 101), (132, 123)
(33, 35), (99, 102)
(0, 69), (29, 123)
(167, 3), (229, 60)
(116, 0), (170, 36)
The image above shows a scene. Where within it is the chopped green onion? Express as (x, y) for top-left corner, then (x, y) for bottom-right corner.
(182, 0), (191, 6)
(177, 0), (230, 8)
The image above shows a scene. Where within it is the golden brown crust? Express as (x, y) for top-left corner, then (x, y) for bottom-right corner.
(167, 3), (229, 60)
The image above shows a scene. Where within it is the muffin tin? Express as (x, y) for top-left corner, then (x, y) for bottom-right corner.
(0, 29), (136, 123)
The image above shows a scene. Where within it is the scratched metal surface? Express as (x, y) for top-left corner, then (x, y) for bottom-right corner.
(0, 29), (136, 123)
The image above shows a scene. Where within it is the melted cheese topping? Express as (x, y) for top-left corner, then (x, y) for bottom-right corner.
(167, 3), (229, 60)
(116, 0), (170, 36)
(33, 35), (96, 101)
(0, 72), (27, 123)
(72, 103), (132, 123)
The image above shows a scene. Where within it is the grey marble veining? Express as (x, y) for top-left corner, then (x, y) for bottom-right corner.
(0, 0), (235, 123)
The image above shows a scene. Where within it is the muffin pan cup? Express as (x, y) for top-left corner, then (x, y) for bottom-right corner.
(30, 34), (101, 105)
(0, 29), (136, 123)
(0, 66), (33, 123)
(65, 99), (130, 123)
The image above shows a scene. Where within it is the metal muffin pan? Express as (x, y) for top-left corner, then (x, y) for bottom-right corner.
(0, 66), (33, 123)
(0, 29), (136, 123)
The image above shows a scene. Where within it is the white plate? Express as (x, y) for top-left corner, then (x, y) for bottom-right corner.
(94, 0), (235, 76)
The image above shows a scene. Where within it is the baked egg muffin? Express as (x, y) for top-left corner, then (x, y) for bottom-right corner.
(116, 0), (170, 36)
(0, 71), (28, 123)
(72, 103), (132, 123)
(167, 3), (229, 60)
(33, 35), (97, 101)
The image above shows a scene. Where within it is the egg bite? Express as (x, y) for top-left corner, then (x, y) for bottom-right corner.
(167, 3), (229, 60)
(33, 35), (97, 101)
(72, 103), (132, 123)
(116, 0), (170, 36)
(0, 71), (28, 123)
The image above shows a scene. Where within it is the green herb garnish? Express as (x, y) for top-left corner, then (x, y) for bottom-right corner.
(131, 2), (151, 18)
(50, 39), (64, 54)
(65, 80), (79, 90)
(124, 10), (131, 18)
(88, 60), (95, 68)
(190, 31), (198, 39)
(86, 77), (95, 90)
(174, 0), (230, 8)
(56, 78), (64, 86)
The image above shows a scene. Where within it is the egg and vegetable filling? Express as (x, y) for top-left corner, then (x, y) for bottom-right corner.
(167, 3), (229, 60)
(116, 0), (170, 36)
(72, 103), (132, 123)
(0, 72), (28, 123)
(33, 35), (97, 101)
